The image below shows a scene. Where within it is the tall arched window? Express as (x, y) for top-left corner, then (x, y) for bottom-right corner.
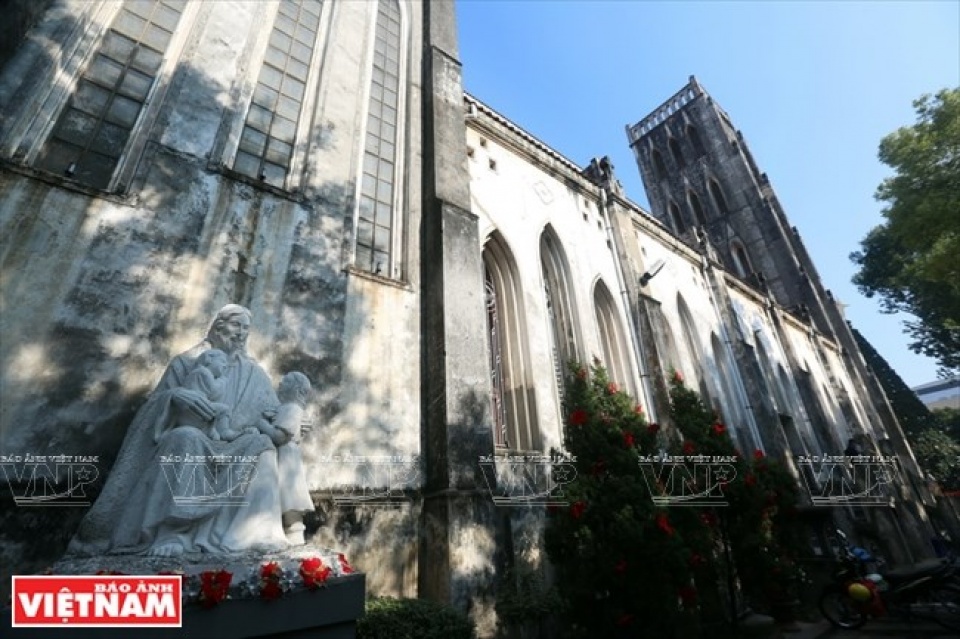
(356, 0), (404, 277)
(594, 281), (634, 396)
(540, 227), (581, 407)
(710, 333), (757, 450)
(730, 240), (752, 278)
(678, 295), (712, 405)
(709, 179), (729, 215)
(35, 0), (189, 189)
(668, 201), (686, 234)
(687, 125), (706, 156)
(233, 0), (324, 188)
(668, 137), (685, 168)
(484, 233), (540, 451)
(651, 148), (667, 180)
(688, 190), (706, 226)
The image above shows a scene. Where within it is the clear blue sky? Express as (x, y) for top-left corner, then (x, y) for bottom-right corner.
(457, 0), (959, 388)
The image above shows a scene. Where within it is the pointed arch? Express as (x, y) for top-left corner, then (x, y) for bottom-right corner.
(709, 179), (729, 215)
(710, 332), (757, 450)
(651, 148), (667, 180)
(730, 240), (752, 278)
(677, 295), (712, 404)
(668, 136), (685, 168)
(483, 232), (540, 450)
(593, 280), (634, 395)
(668, 200), (686, 235)
(687, 124), (706, 156)
(688, 190), (706, 226)
(540, 226), (582, 407)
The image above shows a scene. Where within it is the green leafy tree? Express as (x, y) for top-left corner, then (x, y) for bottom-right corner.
(912, 428), (960, 492)
(850, 88), (960, 375)
(933, 407), (960, 441)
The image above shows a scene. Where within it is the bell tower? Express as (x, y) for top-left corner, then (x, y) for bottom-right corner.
(626, 76), (826, 328)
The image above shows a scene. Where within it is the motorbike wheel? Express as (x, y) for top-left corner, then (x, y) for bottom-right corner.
(818, 586), (869, 630)
(922, 583), (960, 632)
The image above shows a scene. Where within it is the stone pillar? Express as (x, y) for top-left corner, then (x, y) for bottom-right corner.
(418, 1), (498, 636)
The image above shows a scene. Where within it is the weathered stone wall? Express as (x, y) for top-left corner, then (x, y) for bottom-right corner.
(0, 0), (426, 591)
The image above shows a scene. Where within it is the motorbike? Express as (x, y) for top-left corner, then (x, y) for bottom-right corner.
(818, 529), (960, 632)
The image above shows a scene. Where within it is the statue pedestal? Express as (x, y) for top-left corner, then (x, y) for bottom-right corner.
(3, 546), (366, 639)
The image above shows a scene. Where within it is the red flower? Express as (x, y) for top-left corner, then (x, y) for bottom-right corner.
(655, 513), (675, 536)
(616, 613), (635, 627)
(338, 553), (355, 575)
(744, 473), (757, 487)
(712, 423), (726, 436)
(260, 562), (283, 600)
(647, 422), (660, 435)
(614, 559), (628, 575)
(688, 553), (705, 568)
(590, 459), (607, 477)
(570, 500), (587, 519)
(678, 584), (698, 608)
(569, 408), (589, 426)
(683, 440), (696, 455)
(634, 404), (644, 415)
(606, 382), (619, 395)
(299, 557), (332, 590)
(199, 570), (232, 608)
(753, 449), (765, 460)
(623, 431), (635, 448)
(576, 367), (588, 381)
(672, 370), (684, 384)
(700, 512), (717, 527)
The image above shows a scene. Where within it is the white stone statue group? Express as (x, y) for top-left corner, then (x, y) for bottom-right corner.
(68, 305), (313, 557)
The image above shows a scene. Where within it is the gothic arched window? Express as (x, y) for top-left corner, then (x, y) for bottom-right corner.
(484, 233), (540, 451)
(688, 190), (707, 226)
(35, 0), (189, 190)
(233, 0), (325, 188)
(668, 137), (685, 168)
(709, 179), (729, 215)
(669, 201), (686, 234)
(651, 148), (667, 180)
(687, 125), (706, 156)
(594, 281), (635, 396)
(356, 0), (405, 277)
(730, 240), (752, 278)
(677, 295), (712, 405)
(540, 227), (581, 408)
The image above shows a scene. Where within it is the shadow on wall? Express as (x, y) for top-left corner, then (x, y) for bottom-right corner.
(0, 20), (366, 591)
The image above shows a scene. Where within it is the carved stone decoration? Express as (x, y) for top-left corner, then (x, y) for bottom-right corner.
(67, 304), (312, 558)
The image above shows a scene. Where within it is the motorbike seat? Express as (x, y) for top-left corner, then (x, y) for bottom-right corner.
(883, 558), (950, 584)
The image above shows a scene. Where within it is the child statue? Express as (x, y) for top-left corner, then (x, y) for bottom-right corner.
(256, 371), (314, 544)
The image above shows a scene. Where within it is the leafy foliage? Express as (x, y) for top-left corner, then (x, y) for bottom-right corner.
(850, 88), (960, 375)
(851, 326), (960, 490)
(357, 597), (475, 639)
(912, 427), (960, 491)
(544, 363), (807, 637)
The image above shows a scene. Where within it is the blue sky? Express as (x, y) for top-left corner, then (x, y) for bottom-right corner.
(457, 0), (960, 388)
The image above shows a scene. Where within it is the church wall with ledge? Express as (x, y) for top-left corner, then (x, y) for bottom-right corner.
(0, 0), (425, 594)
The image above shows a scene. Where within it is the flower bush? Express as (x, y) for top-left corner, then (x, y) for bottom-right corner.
(545, 362), (710, 638)
(665, 371), (807, 610)
(545, 362), (809, 636)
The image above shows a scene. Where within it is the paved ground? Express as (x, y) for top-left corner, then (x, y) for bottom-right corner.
(786, 617), (958, 639)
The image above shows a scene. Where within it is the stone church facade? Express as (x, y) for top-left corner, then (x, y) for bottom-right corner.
(0, 0), (943, 632)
